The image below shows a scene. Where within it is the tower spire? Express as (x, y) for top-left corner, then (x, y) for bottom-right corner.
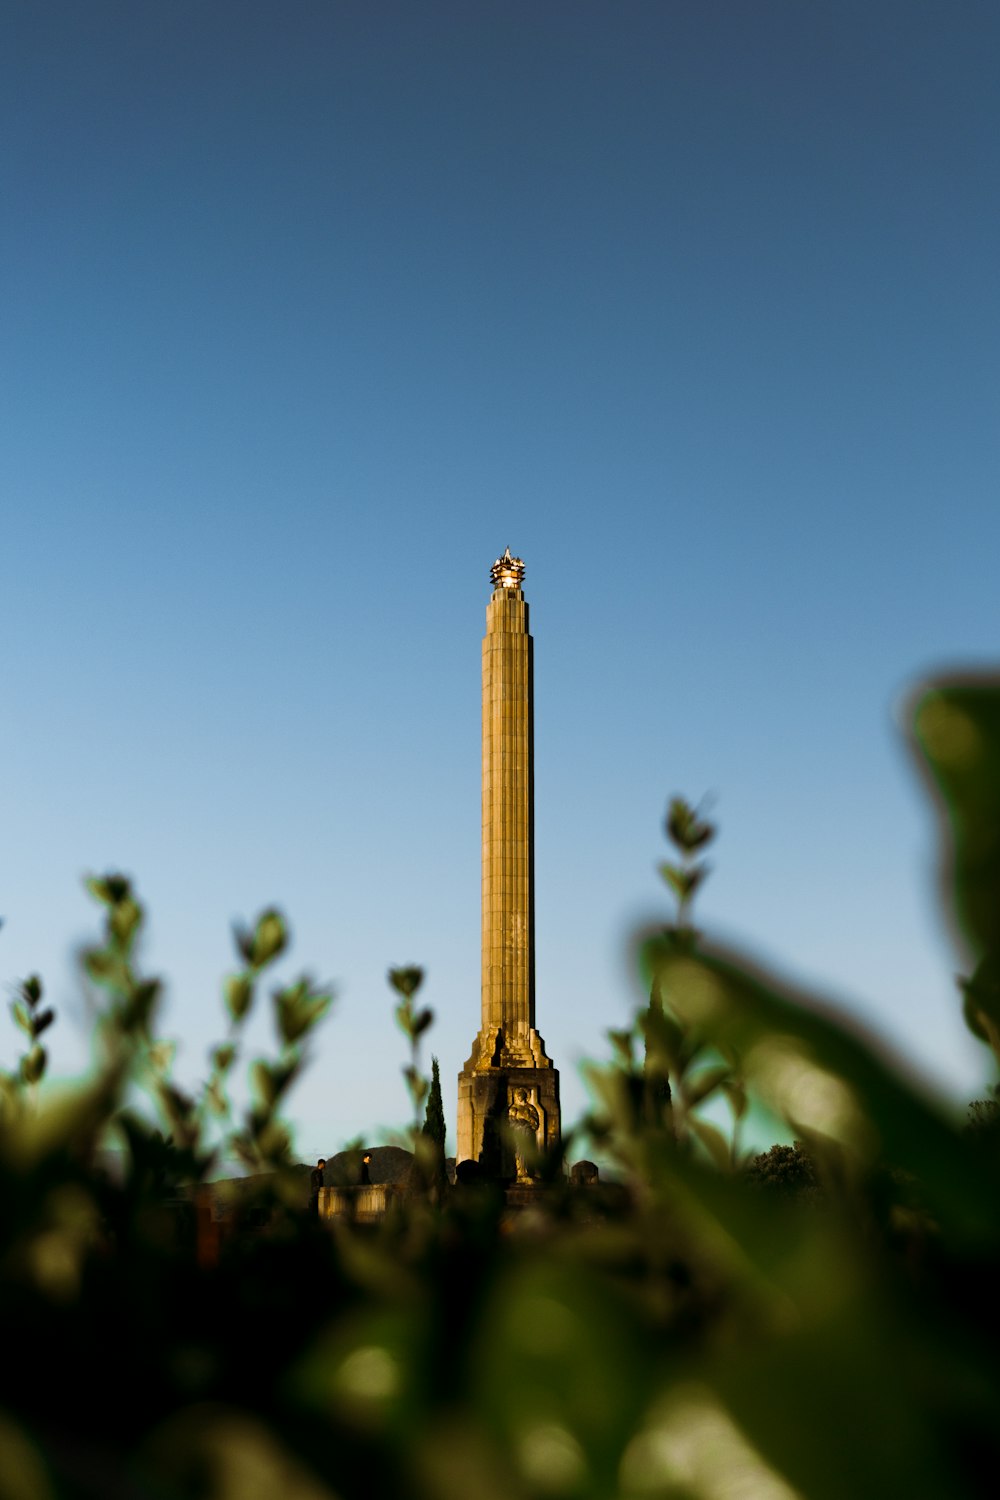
(457, 550), (561, 1175)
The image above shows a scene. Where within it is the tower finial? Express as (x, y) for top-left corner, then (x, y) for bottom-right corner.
(490, 548), (525, 590)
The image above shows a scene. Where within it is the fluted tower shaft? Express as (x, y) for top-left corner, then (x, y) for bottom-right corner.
(481, 581), (535, 1040)
(457, 549), (560, 1169)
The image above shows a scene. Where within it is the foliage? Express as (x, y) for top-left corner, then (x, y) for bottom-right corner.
(423, 1055), (446, 1153)
(744, 1141), (821, 1203)
(1, 674), (1000, 1497)
(658, 793), (715, 925)
(7, 972), (54, 1091)
(389, 964), (432, 1133)
(609, 797), (746, 1170)
(965, 1086), (1000, 1139)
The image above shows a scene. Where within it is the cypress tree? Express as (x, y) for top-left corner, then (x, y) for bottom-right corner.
(423, 1055), (446, 1153)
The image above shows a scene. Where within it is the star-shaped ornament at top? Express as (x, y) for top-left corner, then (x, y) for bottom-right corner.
(490, 547), (525, 590)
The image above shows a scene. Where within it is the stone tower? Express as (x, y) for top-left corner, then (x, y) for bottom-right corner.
(457, 549), (560, 1173)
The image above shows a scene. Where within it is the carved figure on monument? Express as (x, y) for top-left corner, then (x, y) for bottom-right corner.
(508, 1087), (541, 1181)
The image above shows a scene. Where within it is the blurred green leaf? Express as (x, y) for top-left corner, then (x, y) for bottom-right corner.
(962, 986), (991, 1043)
(148, 1041), (175, 1074)
(403, 1065), (429, 1108)
(82, 948), (115, 981)
(224, 973), (254, 1023)
(159, 1083), (195, 1130)
(689, 1113), (731, 1170)
(289, 1306), (421, 1437)
(20, 1045), (47, 1085)
(722, 1077), (748, 1120)
(641, 998), (687, 1072)
(253, 1117), (291, 1160)
(248, 908), (288, 968)
(666, 796), (715, 855)
(18, 975), (43, 1007)
(212, 1043), (236, 1073)
(86, 872), (132, 906)
(252, 1058), (298, 1109)
(584, 1062), (641, 1139)
(0, 1411), (55, 1500)
(685, 1062), (731, 1107)
(121, 978), (161, 1032)
(960, 956), (1000, 1046)
(607, 1028), (635, 1068)
(659, 861), (708, 902)
(910, 678), (1000, 964)
(641, 936), (1000, 1243)
(109, 896), (142, 948)
(474, 1259), (651, 1497)
(274, 977), (333, 1046)
(388, 966), (424, 999)
(204, 1080), (227, 1117)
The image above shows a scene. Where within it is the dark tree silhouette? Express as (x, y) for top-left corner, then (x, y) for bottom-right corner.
(745, 1142), (821, 1202)
(423, 1055), (446, 1153)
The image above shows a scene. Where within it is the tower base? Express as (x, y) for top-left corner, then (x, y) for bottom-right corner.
(457, 1061), (561, 1178)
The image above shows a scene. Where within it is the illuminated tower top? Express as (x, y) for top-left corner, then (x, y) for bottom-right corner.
(490, 546), (525, 591)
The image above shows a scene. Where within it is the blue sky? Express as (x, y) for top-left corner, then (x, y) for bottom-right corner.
(2, 2), (998, 1157)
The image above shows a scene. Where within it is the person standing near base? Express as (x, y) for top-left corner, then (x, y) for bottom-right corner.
(309, 1158), (326, 1217)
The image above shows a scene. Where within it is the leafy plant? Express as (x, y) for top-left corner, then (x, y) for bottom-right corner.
(5, 972), (54, 1096)
(389, 964), (432, 1134)
(1, 672), (1000, 1498)
(595, 797), (747, 1175)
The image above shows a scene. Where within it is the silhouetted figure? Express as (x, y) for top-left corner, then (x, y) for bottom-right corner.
(309, 1158), (326, 1218)
(360, 1153), (371, 1186)
(455, 1158), (483, 1187)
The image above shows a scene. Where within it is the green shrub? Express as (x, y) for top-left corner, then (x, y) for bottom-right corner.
(1, 673), (1000, 1498)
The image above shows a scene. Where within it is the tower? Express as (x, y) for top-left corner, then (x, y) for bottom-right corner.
(457, 549), (561, 1172)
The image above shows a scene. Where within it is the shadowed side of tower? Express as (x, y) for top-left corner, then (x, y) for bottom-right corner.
(457, 549), (560, 1175)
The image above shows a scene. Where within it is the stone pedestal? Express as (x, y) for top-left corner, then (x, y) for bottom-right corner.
(457, 550), (560, 1172)
(457, 1064), (560, 1177)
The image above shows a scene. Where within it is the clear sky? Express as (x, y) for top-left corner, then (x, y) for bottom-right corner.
(2, 2), (998, 1157)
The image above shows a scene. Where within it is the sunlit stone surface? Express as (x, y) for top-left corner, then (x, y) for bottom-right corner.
(457, 550), (561, 1172)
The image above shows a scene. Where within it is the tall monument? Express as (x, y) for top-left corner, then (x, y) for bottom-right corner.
(457, 548), (561, 1174)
